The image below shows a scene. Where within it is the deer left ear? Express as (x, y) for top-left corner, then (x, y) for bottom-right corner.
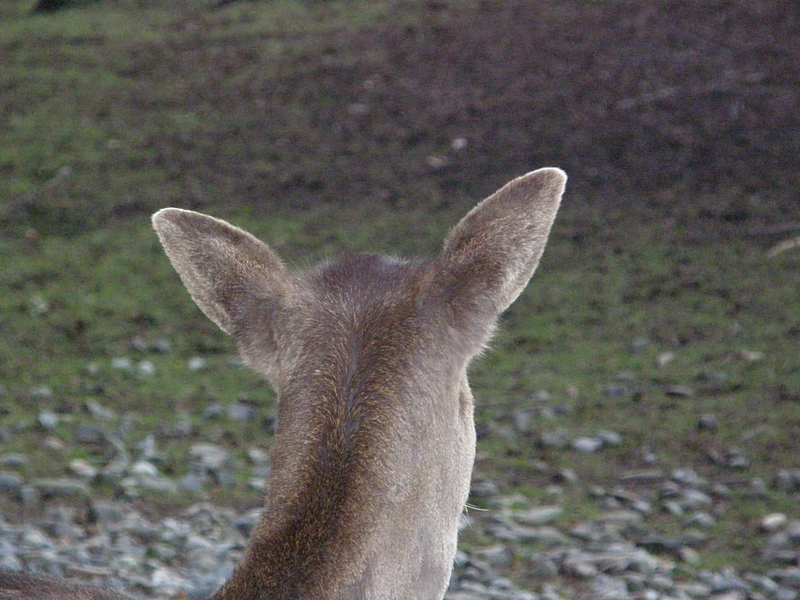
(437, 168), (565, 328)
(152, 208), (288, 336)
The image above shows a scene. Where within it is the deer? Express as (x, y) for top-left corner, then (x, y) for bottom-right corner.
(0, 167), (566, 600)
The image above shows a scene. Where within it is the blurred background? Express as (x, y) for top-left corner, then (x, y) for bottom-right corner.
(0, 1), (798, 599)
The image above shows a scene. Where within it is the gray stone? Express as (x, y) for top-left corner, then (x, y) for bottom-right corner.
(539, 430), (569, 449)
(685, 512), (716, 529)
(74, 425), (107, 445)
(775, 589), (799, 600)
(228, 401), (256, 421)
(37, 410), (59, 430)
(672, 467), (702, 485)
(510, 506), (562, 526)
(573, 437), (603, 453)
(513, 410), (533, 433)
(768, 568), (800, 588)
(0, 471), (23, 495)
(595, 430), (623, 446)
(682, 488), (713, 509)
(130, 460), (159, 478)
(761, 513), (789, 532)
(590, 574), (629, 599)
(0, 453), (28, 469)
(471, 545), (510, 568)
(188, 443), (229, 471)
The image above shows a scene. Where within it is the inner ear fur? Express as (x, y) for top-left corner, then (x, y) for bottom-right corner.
(152, 208), (287, 336)
(439, 167), (566, 325)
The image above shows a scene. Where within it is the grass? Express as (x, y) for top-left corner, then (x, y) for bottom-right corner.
(1, 0), (799, 592)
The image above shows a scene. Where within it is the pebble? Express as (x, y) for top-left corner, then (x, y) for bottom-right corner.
(574, 436), (603, 453)
(0, 472), (23, 495)
(539, 429), (569, 449)
(0, 416), (795, 600)
(0, 453), (27, 469)
(761, 513), (788, 532)
(188, 357), (208, 371)
(510, 506), (562, 526)
(38, 411), (59, 430)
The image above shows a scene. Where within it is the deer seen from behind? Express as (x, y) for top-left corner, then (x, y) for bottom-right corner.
(0, 167), (566, 600)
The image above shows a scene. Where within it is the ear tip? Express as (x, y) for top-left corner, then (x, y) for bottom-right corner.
(152, 207), (180, 227)
(152, 208), (204, 233)
(523, 167), (567, 189)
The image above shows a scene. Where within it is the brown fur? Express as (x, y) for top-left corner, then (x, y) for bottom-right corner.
(0, 168), (566, 600)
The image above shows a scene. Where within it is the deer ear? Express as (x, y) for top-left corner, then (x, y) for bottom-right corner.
(439, 168), (566, 328)
(152, 208), (287, 336)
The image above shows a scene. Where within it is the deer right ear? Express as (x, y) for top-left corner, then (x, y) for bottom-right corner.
(152, 208), (287, 336)
(438, 168), (565, 334)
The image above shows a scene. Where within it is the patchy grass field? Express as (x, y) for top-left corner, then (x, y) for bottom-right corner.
(1, 0), (799, 592)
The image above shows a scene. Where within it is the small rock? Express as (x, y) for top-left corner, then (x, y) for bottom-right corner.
(30, 385), (54, 399)
(38, 411), (59, 430)
(775, 589), (799, 600)
(682, 488), (713, 509)
(768, 568), (800, 588)
(20, 486), (39, 507)
(203, 403), (225, 420)
(710, 593), (746, 600)
(573, 437), (603, 453)
(539, 430), (569, 449)
(666, 384), (695, 397)
(247, 447), (269, 464)
(686, 512), (716, 528)
(137, 360), (156, 376)
(513, 410), (533, 433)
(787, 520), (800, 543)
(530, 556), (559, 579)
(554, 468), (579, 485)
(188, 357), (208, 372)
(739, 349), (764, 362)
(85, 400), (117, 421)
(470, 480), (500, 497)
(111, 357), (132, 370)
(471, 545), (509, 568)
(228, 401), (257, 421)
(69, 459), (98, 480)
(189, 443), (229, 472)
(672, 467), (702, 485)
(657, 351), (675, 367)
(761, 513), (789, 533)
(677, 583), (713, 598)
(130, 461), (160, 478)
(0, 472), (23, 495)
(595, 430), (623, 446)
(151, 339), (171, 353)
(590, 574), (628, 599)
(21, 528), (53, 550)
(178, 467), (208, 493)
(0, 453), (28, 469)
(773, 469), (800, 492)
(698, 415), (718, 430)
(74, 425), (107, 445)
(561, 559), (598, 579)
(679, 546), (701, 565)
(510, 506), (563, 526)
